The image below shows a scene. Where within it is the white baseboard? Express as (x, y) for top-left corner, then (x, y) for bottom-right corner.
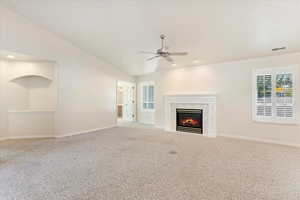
(155, 125), (164, 129)
(0, 135), (53, 142)
(220, 134), (300, 148)
(9, 135), (54, 140)
(0, 126), (116, 142)
(55, 125), (116, 138)
(0, 137), (9, 141)
(137, 118), (155, 125)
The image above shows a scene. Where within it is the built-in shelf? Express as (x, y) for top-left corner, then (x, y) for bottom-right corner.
(10, 74), (53, 82)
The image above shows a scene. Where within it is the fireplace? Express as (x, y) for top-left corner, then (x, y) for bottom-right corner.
(176, 108), (203, 134)
(165, 94), (216, 137)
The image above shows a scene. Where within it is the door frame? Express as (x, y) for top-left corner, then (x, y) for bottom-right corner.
(116, 80), (137, 122)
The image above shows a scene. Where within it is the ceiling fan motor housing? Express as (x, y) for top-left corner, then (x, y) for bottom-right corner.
(157, 49), (168, 56)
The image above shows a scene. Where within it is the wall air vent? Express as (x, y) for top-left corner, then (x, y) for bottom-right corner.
(272, 47), (286, 51)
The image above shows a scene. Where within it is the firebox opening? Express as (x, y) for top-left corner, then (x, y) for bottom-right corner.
(176, 109), (203, 134)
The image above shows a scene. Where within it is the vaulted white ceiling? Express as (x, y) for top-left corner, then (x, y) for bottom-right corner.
(1, 0), (300, 75)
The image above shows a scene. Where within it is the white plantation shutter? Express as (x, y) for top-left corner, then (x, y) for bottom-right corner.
(275, 70), (295, 121)
(255, 73), (273, 118)
(253, 66), (297, 123)
(141, 82), (155, 110)
(148, 85), (155, 109)
(143, 85), (147, 109)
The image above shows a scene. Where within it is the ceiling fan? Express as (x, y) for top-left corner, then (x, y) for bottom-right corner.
(140, 34), (188, 62)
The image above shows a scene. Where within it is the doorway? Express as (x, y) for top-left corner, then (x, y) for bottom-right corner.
(117, 81), (136, 122)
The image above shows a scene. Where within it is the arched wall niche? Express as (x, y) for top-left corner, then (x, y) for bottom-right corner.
(8, 61), (55, 81)
(7, 61), (57, 112)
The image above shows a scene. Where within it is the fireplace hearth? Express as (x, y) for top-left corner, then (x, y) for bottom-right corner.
(176, 108), (203, 134)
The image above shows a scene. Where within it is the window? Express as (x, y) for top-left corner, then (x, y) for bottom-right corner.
(141, 82), (155, 110)
(253, 66), (297, 123)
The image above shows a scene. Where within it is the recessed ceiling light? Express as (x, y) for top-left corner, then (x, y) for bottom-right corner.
(172, 63), (177, 67)
(7, 55), (15, 59)
(193, 60), (199, 64)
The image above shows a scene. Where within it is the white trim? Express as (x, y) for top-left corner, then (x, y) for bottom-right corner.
(7, 110), (55, 113)
(220, 134), (300, 148)
(55, 125), (116, 138)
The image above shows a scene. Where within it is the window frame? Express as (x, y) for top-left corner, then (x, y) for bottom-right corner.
(252, 66), (298, 124)
(141, 81), (155, 112)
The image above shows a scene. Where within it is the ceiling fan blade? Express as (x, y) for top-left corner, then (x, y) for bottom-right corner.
(164, 56), (174, 62)
(168, 52), (188, 56)
(147, 55), (160, 61)
(140, 51), (157, 54)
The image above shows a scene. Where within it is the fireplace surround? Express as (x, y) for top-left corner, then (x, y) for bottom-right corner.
(164, 94), (217, 137)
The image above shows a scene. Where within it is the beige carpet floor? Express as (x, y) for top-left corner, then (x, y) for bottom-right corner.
(1, 127), (300, 200)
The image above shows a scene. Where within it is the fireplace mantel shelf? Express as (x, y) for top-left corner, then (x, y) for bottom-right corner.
(164, 94), (217, 98)
(164, 94), (217, 137)
(164, 93), (217, 97)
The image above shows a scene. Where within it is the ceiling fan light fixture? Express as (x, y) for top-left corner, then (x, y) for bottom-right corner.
(141, 34), (188, 63)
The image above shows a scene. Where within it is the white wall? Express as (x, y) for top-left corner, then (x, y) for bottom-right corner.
(7, 77), (30, 110)
(27, 77), (53, 110)
(7, 111), (55, 138)
(0, 60), (7, 139)
(0, 4), (133, 138)
(137, 53), (300, 146)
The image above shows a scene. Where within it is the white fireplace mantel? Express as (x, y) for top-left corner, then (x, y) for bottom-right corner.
(164, 94), (217, 137)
